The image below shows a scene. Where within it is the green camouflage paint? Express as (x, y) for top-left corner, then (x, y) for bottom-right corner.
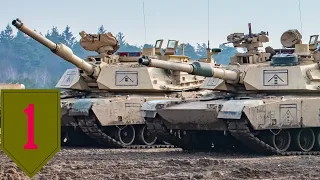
(1, 89), (60, 178)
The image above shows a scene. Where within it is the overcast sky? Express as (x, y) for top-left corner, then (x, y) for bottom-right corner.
(1, 0), (319, 48)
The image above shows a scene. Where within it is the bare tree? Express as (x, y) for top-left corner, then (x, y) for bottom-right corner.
(38, 68), (49, 87)
(3, 66), (18, 81)
(31, 68), (50, 87)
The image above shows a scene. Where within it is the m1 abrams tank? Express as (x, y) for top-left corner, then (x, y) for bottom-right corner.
(11, 18), (211, 148)
(139, 23), (320, 155)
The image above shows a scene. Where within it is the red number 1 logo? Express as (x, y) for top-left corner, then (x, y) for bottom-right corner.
(24, 104), (38, 150)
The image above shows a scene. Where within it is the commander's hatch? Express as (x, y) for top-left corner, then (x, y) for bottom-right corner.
(154, 39), (179, 56)
(309, 35), (319, 51)
(154, 39), (164, 55)
(164, 40), (179, 55)
(153, 39), (189, 62)
(165, 40), (190, 62)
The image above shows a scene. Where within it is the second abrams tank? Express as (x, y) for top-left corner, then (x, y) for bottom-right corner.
(139, 24), (320, 155)
(11, 18), (211, 148)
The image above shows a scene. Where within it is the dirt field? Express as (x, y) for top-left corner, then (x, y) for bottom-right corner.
(0, 148), (319, 180)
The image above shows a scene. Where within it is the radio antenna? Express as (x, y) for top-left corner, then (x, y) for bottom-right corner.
(206, 0), (212, 63)
(298, 0), (303, 34)
(142, 1), (147, 45)
(207, 0), (210, 48)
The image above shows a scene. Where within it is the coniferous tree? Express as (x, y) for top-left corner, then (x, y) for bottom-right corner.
(0, 24), (13, 41)
(0, 24), (14, 48)
(196, 43), (208, 58)
(98, 25), (106, 34)
(62, 26), (76, 47)
(116, 32), (127, 47)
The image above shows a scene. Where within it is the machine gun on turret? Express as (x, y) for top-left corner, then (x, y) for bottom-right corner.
(223, 23), (269, 48)
(221, 23), (271, 64)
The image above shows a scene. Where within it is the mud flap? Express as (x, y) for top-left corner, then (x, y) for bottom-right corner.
(217, 100), (246, 119)
(69, 99), (93, 116)
(141, 100), (179, 118)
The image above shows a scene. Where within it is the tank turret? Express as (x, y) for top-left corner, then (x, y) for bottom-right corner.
(11, 18), (209, 149)
(12, 18), (205, 91)
(139, 24), (320, 93)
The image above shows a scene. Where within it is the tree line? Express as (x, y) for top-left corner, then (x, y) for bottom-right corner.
(0, 24), (237, 88)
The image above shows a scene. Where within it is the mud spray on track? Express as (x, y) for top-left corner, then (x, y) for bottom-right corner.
(0, 148), (319, 180)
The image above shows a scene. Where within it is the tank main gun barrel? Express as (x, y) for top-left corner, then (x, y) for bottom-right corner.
(138, 56), (239, 82)
(11, 19), (96, 75)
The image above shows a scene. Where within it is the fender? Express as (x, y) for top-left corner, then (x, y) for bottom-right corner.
(217, 99), (263, 119)
(141, 99), (181, 118)
(68, 99), (93, 116)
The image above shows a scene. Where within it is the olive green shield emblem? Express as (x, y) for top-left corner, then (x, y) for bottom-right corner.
(1, 89), (60, 178)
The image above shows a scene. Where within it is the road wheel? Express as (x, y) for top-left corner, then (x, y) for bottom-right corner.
(117, 125), (135, 146)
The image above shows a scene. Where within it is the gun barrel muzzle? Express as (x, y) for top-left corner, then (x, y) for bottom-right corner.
(12, 18), (96, 75)
(12, 19), (57, 50)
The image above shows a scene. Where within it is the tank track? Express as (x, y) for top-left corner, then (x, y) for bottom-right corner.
(77, 116), (124, 148)
(146, 117), (203, 151)
(146, 117), (240, 152)
(227, 120), (320, 156)
(149, 128), (248, 153)
(154, 130), (208, 151)
(125, 145), (175, 149)
(76, 116), (175, 149)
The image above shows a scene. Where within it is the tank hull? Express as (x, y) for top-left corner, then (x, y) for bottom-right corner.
(142, 94), (320, 155)
(144, 98), (228, 131)
(60, 91), (208, 148)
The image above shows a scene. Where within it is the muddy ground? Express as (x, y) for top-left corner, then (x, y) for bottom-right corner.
(0, 148), (319, 180)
